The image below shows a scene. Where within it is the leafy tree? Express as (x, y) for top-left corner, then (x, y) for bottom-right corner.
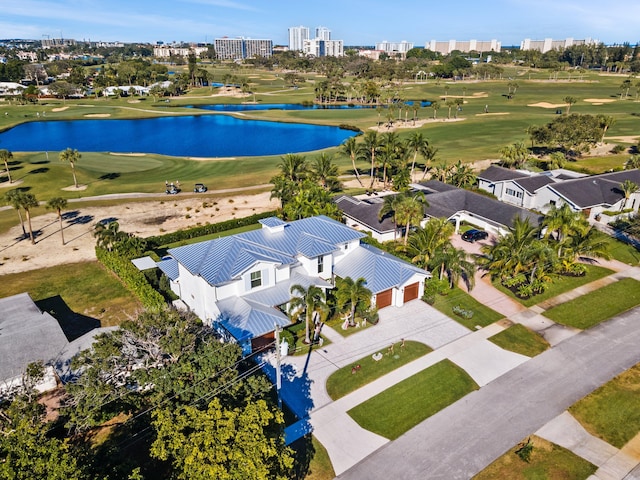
(563, 96), (577, 114)
(334, 276), (372, 326)
(47, 197), (68, 245)
(281, 180), (341, 221)
(449, 160), (476, 188)
(0, 149), (14, 184)
(59, 148), (81, 188)
(151, 398), (293, 480)
(289, 284), (328, 344)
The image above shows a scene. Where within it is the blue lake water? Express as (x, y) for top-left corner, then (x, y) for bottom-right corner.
(0, 114), (358, 157)
(190, 101), (431, 112)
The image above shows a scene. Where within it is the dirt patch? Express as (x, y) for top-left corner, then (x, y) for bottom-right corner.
(51, 106), (69, 112)
(62, 184), (88, 191)
(84, 113), (111, 118)
(606, 136), (639, 143)
(527, 102), (566, 108)
(211, 86), (250, 98)
(0, 191), (279, 276)
(369, 117), (465, 132)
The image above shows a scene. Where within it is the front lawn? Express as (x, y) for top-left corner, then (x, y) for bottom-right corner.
(347, 359), (478, 440)
(473, 435), (596, 480)
(289, 435), (335, 480)
(543, 278), (640, 329)
(431, 288), (504, 329)
(569, 362), (640, 449)
(281, 320), (331, 356)
(0, 261), (139, 328)
(493, 265), (613, 307)
(325, 340), (432, 400)
(489, 324), (550, 357)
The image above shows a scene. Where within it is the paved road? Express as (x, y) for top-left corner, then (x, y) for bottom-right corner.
(338, 307), (640, 480)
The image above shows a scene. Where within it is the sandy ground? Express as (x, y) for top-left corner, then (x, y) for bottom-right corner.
(370, 117), (465, 132)
(606, 135), (639, 143)
(584, 98), (616, 103)
(0, 191), (279, 275)
(84, 113), (111, 118)
(527, 102), (567, 108)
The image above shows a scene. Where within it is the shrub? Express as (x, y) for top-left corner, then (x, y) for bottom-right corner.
(610, 144), (626, 154)
(452, 305), (474, 319)
(422, 278), (449, 304)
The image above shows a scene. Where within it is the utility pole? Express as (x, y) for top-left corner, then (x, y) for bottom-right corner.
(274, 323), (282, 409)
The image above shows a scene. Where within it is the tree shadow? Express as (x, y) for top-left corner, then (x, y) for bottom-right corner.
(97, 217), (118, 225)
(99, 172), (121, 181)
(30, 160), (50, 165)
(35, 295), (101, 341)
(66, 214), (94, 225)
(289, 434), (318, 480)
(30, 167), (49, 174)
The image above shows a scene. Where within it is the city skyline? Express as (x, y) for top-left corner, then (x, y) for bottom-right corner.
(2, 0), (639, 47)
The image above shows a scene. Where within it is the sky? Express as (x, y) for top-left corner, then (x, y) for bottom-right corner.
(2, 0), (639, 47)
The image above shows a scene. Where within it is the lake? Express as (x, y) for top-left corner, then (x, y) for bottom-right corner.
(0, 114), (358, 157)
(189, 101), (431, 112)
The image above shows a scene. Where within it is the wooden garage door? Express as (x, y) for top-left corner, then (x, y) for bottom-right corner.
(376, 289), (393, 309)
(403, 283), (419, 303)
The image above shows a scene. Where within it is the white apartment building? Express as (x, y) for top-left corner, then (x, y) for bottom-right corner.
(214, 38), (273, 60)
(520, 37), (598, 53)
(376, 40), (414, 54)
(288, 25), (309, 51)
(315, 26), (331, 41)
(426, 39), (501, 54)
(303, 38), (344, 57)
(153, 45), (209, 58)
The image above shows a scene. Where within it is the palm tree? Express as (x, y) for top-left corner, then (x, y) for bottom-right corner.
(420, 145), (439, 180)
(394, 192), (427, 245)
(289, 284), (328, 344)
(5, 189), (27, 237)
(334, 276), (371, 326)
(625, 155), (640, 170)
(596, 115), (615, 143)
(310, 153), (340, 191)
(379, 132), (403, 189)
(450, 160), (476, 188)
(405, 132), (430, 183)
(547, 152), (566, 170)
(431, 101), (440, 119)
(445, 99), (456, 119)
(563, 96), (577, 114)
(432, 246), (476, 290)
(277, 153), (308, 183)
(499, 142), (529, 169)
(541, 203), (585, 244)
(59, 148), (81, 188)
(94, 221), (126, 251)
(18, 192), (39, 244)
(47, 197), (68, 245)
(619, 180), (639, 211)
(378, 194), (401, 240)
(359, 131), (382, 189)
(406, 218), (455, 269)
(0, 149), (13, 184)
(564, 222), (611, 264)
(340, 137), (363, 187)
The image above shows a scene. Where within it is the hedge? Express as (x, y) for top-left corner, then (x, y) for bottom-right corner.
(96, 247), (165, 311)
(146, 211), (278, 248)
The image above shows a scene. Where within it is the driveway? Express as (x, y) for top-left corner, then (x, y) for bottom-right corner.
(337, 307), (640, 479)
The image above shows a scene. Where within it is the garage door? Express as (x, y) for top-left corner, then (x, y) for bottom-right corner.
(403, 283), (419, 303)
(376, 289), (393, 309)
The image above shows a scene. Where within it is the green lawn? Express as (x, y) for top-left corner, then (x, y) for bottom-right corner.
(347, 359), (478, 440)
(569, 363), (640, 449)
(489, 324), (549, 357)
(289, 435), (335, 480)
(543, 278), (640, 329)
(473, 435), (596, 480)
(431, 288), (504, 329)
(594, 231), (640, 266)
(0, 261), (139, 328)
(493, 265), (613, 307)
(325, 340), (432, 400)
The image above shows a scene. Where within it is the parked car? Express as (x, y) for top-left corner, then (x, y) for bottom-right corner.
(194, 183), (208, 193)
(461, 229), (488, 242)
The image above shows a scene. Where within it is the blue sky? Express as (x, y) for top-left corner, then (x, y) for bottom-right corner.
(2, 0), (638, 47)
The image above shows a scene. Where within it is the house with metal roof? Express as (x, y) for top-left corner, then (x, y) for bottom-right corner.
(158, 216), (430, 354)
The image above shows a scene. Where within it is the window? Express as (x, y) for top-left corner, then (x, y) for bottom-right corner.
(250, 271), (262, 289)
(506, 188), (523, 199)
(317, 256), (324, 274)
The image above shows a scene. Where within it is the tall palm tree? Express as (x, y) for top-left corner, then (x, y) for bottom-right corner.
(340, 137), (363, 187)
(379, 132), (403, 189)
(310, 153), (340, 191)
(431, 101), (440, 119)
(47, 197), (68, 245)
(94, 221), (126, 251)
(450, 160), (476, 188)
(432, 246), (476, 290)
(334, 276), (371, 326)
(420, 145), (439, 180)
(624, 155), (640, 170)
(564, 222), (611, 264)
(563, 96), (577, 114)
(596, 115), (615, 143)
(406, 218), (455, 269)
(289, 284), (328, 344)
(358, 131), (382, 189)
(277, 153), (308, 183)
(542, 203), (585, 244)
(4, 189), (26, 237)
(378, 194), (401, 240)
(499, 142), (529, 169)
(59, 148), (81, 188)
(394, 192), (427, 246)
(18, 192), (39, 244)
(619, 180), (639, 211)
(0, 149), (13, 184)
(405, 132), (430, 183)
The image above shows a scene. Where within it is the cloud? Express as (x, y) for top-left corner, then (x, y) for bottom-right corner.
(177, 0), (259, 11)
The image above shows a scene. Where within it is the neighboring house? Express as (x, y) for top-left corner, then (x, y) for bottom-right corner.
(157, 216), (429, 354)
(337, 181), (541, 240)
(478, 165), (640, 221)
(0, 293), (68, 395)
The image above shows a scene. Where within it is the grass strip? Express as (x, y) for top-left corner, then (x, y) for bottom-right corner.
(431, 288), (504, 329)
(347, 359), (478, 440)
(489, 324), (549, 357)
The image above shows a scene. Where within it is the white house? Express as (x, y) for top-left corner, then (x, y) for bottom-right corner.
(157, 216), (429, 354)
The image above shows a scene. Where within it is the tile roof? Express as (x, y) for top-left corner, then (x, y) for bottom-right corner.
(0, 293), (69, 383)
(334, 244), (429, 293)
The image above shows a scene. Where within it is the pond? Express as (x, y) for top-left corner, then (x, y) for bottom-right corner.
(0, 114), (358, 157)
(189, 101), (431, 112)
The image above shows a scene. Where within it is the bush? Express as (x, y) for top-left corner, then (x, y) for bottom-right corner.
(610, 144), (626, 154)
(452, 305), (474, 319)
(422, 278), (449, 304)
(146, 211), (277, 248)
(338, 124), (362, 133)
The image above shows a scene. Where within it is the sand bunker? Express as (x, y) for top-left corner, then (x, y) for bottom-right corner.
(62, 184), (88, 191)
(606, 136), (639, 143)
(51, 106), (69, 112)
(584, 98), (616, 104)
(528, 102), (566, 108)
(476, 112), (510, 116)
(109, 153), (146, 156)
(84, 113), (111, 118)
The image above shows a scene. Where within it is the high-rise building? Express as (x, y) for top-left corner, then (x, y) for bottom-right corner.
(214, 38), (273, 60)
(376, 40), (414, 54)
(315, 26), (331, 41)
(426, 39), (501, 55)
(520, 37), (597, 53)
(303, 38), (343, 57)
(288, 25), (309, 51)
